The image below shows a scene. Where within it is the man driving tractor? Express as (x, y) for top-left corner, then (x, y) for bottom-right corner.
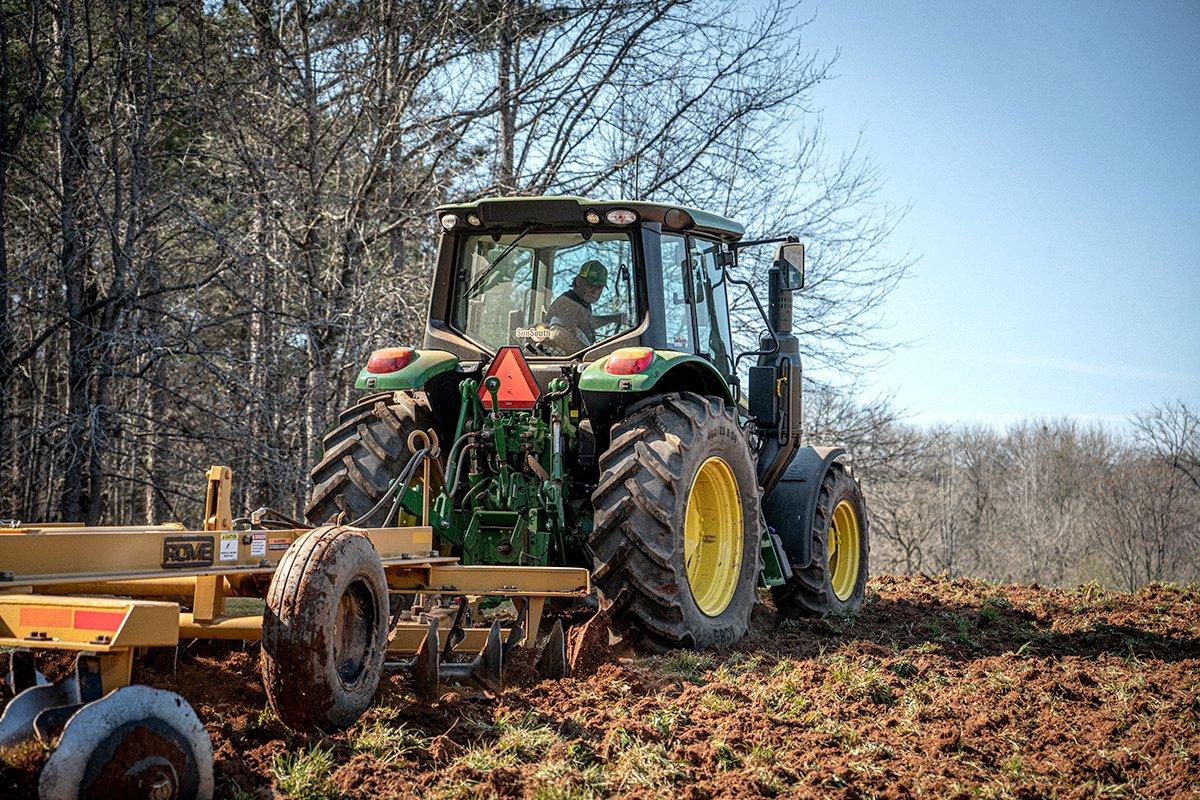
(544, 259), (625, 352)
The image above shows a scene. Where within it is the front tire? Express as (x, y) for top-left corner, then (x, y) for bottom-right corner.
(590, 393), (763, 650)
(772, 467), (869, 616)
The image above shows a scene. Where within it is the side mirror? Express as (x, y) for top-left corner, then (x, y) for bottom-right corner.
(775, 243), (805, 290)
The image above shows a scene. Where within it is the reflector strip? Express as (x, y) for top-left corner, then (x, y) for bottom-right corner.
(73, 609), (126, 632)
(19, 607), (72, 628)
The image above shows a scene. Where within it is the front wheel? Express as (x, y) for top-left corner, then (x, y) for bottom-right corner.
(773, 467), (869, 616)
(590, 393), (763, 650)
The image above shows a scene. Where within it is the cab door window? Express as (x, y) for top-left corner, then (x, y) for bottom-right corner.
(659, 233), (695, 351)
(689, 237), (733, 376)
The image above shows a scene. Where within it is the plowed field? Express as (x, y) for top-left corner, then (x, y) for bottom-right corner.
(5, 574), (1199, 798)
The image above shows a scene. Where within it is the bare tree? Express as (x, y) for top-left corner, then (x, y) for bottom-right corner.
(1134, 400), (1200, 491)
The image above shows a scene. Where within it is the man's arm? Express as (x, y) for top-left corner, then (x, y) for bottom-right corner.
(593, 311), (628, 329)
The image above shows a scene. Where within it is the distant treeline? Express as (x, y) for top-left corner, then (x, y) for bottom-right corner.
(814, 397), (1200, 591)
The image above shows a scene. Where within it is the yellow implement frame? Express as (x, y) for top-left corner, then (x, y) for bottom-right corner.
(0, 466), (590, 694)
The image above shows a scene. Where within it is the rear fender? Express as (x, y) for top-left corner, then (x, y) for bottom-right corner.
(578, 349), (732, 402)
(763, 446), (849, 571)
(578, 350), (734, 455)
(355, 349), (459, 391)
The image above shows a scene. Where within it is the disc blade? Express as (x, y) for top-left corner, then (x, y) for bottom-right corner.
(536, 619), (568, 680)
(0, 678), (75, 749)
(411, 617), (441, 703)
(469, 620), (504, 695)
(38, 685), (213, 800)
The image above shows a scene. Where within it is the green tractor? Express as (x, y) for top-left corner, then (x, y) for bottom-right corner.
(305, 196), (869, 650)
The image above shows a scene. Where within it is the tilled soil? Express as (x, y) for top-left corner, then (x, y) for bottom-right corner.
(4, 575), (1199, 798)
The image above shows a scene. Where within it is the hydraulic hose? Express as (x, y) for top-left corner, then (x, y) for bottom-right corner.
(347, 447), (430, 528)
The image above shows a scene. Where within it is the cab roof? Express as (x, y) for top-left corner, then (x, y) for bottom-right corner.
(435, 195), (745, 241)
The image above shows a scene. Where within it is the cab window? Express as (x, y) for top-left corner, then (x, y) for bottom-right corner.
(689, 237), (733, 376)
(659, 233), (695, 351)
(451, 231), (636, 356)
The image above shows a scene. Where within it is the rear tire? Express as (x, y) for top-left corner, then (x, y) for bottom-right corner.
(305, 392), (436, 526)
(261, 526), (389, 731)
(590, 393), (763, 650)
(772, 467), (869, 616)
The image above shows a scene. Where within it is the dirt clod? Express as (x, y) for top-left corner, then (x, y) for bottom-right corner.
(566, 608), (612, 677)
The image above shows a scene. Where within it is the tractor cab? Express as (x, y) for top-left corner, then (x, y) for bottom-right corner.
(425, 196), (744, 383)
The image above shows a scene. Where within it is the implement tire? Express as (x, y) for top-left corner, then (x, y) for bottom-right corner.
(772, 467), (869, 616)
(261, 526), (389, 731)
(305, 392), (435, 526)
(590, 392), (763, 650)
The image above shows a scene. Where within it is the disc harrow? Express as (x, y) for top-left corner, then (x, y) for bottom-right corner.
(0, 466), (591, 800)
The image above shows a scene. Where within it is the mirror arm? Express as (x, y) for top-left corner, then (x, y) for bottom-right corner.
(730, 234), (799, 251)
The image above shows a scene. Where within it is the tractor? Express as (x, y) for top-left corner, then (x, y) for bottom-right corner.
(306, 196), (870, 649)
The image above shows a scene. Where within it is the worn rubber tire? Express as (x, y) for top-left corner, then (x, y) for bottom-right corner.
(261, 526), (389, 732)
(772, 466), (870, 616)
(590, 392), (763, 650)
(305, 392), (436, 526)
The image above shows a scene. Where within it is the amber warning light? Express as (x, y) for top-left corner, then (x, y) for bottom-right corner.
(479, 346), (541, 410)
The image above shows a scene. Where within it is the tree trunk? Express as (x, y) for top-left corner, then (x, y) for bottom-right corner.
(497, 2), (515, 191)
(0, 164), (11, 503)
(58, 0), (89, 523)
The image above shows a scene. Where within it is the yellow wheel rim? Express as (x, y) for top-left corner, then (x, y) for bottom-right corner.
(828, 499), (861, 601)
(684, 457), (744, 617)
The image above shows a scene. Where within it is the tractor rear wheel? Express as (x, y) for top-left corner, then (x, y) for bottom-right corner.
(590, 393), (763, 650)
(305, 392), (436, 526)
(772, 467), (869, 616)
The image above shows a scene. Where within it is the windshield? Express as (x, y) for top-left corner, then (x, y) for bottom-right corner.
(451, 231), (637, 356)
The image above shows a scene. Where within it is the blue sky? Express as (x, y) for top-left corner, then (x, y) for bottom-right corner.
(799, 0), (1200, 427)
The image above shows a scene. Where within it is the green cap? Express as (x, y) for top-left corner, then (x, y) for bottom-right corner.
(577, 260), (609, 286)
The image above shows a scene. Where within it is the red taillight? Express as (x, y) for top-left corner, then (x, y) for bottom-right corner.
(604, 347), (655, 375)
(479, 346), (541, 410)
(366, 347), (414, 374)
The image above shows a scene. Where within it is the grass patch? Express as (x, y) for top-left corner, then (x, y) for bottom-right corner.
(1000, 754), (1024, 778)
(953, 615), (977, 647)
(529, 759), (608, 800)
(646, 705), (689, 737)
(660, 651), (715, 683)
(698, 690), (739, 713)
(826, 656), (896, 706)
(271, 746), (337, 800)
(747, 744), (776, 767)
(460, 712), (563, 772)
(225, 596), (266, 616)
(760, 676), (810, 720)
(712, 739), (742, 771)
(351, 714), (427, 764)
(715, 651), (763, 680)
(605, 730), (686, 791)
(248, 704), (282, 733)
